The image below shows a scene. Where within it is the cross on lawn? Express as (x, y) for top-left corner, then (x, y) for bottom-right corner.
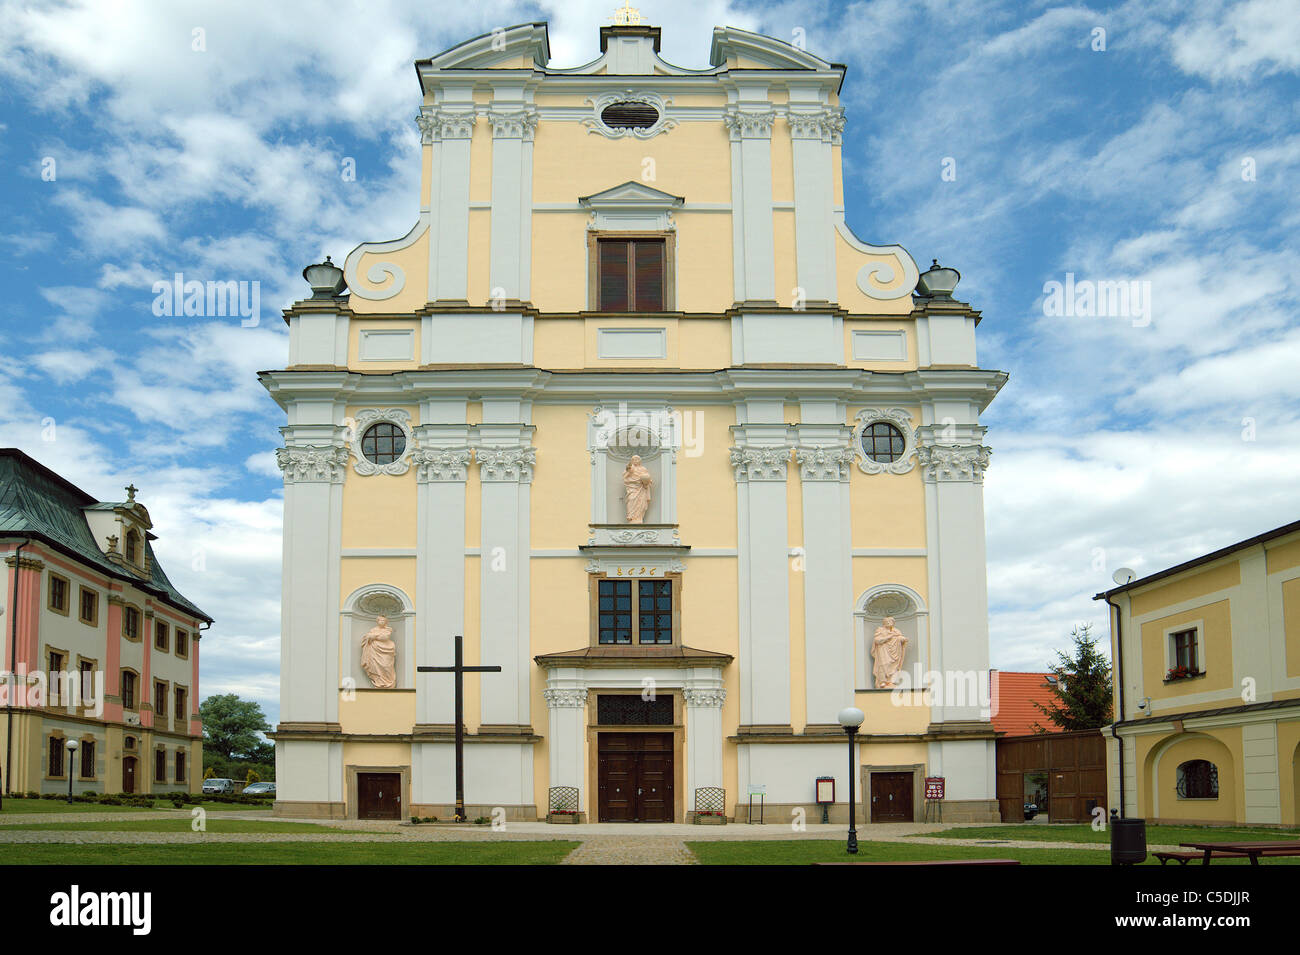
(417, 635), (501, 822)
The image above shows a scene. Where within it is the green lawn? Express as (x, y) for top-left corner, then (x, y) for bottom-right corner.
(0, 819), (348, 833)
(686, 838), (1300, 865)
(0, 798), (169, 814)
(922, 823), (1300, 846)
(3, 841), (578, 865)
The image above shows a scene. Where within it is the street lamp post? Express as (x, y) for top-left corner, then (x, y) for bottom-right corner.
(837, 706), (865, 854)
(64, 739), (79, 804)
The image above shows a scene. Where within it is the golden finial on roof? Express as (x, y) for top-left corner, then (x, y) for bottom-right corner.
(611, 0), (644, 26)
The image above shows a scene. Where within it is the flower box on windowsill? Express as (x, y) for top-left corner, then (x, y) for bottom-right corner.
(692, 812), (727, 825)
(1163, 667), (1204, 684)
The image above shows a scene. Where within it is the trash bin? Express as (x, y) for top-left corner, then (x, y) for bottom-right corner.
(1111, 816), (1147, 865)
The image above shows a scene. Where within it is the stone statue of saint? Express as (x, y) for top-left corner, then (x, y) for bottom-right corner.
(360, 614), (397, 688)
(871, 616), (908, 688)
(622, 455), (653, 524)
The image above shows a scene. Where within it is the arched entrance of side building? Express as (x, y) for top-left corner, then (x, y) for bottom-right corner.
(1142, 731), (1237, 824)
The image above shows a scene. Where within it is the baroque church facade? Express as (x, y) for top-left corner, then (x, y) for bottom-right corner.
(264, 21), (1006, 823)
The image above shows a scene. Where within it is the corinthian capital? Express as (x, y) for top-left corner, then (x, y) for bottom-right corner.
(729, 446), (791, 482)
(787, 106), (845, 143)
(682, 686), (726, 708)
(416, 105), (476, 144)
(543, 688), (588, 709)
(795, 446), (857, 482)
(915, 444), (992, 484)
(412, 448), (472, 483)
(276, 446), (349, 484)
(477, 446), (537, 483)
(723, 106), (776, 140)
(487, 107), (539, 141)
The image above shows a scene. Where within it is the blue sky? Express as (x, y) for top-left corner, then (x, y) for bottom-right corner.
(2, 0), (1297, 725)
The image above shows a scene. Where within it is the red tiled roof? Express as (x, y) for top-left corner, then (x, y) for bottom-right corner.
(991, 671), (1062, 737)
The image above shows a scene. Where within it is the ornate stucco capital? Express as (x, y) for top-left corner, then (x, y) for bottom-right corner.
(723, 106), (776, 141)
(682, 686), (727, 708)
(795, 446), (857, 482)
(477, 446), (537, 484)
(915, 444), (993, 484)
(412, 447), (472, 483)
(487, 107), (539, 141)
(416, 105), (475, 144)
(786, 106), (845, 143)
(729, 446), (792, 482)
(276, 446), (349, 485)
(543, 688), (589, 709)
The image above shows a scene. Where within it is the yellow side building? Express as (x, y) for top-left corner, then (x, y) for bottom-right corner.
(264, 21), (1008, 824)
(1098, 519), (1300, 826)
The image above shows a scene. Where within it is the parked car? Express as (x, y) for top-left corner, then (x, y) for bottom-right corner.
(242, 782), (276, 796)
(1023, 802), (1040, 820)
(202, 778), (235, 794)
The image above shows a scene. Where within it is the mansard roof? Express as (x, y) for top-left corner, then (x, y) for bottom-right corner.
(0, 448), (211, 622)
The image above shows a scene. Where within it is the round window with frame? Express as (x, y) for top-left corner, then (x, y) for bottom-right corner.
(860, 422), (907, 464)
(360, 422), (406, 466)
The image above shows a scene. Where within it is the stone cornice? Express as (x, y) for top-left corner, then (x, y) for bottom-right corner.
(258, 367), (1008, 411)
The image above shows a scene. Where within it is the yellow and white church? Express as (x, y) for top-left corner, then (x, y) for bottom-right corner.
(262, 19), (1008, 824)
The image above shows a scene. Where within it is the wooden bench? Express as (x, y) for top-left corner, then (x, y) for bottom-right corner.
(1179, 840), (1300, 865)
(814, 859), (1020, 866)
(1153, 849), (1247, 866)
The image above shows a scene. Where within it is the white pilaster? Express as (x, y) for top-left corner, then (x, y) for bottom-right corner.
(420, 95), (475, 302)
(684, 682), (726, 798)
(487, 104), (538, 302)
(544, 687), (588, 811)
(725, 101), (776, 302)
(412, 434), (471, 726)
(275, 440), (348, 726)
(475, 436), (535, 727)
(917, 424), (993, 723)
(731, 440), (793, 727)
(794, 439), (856, 726)
(787, 105), (842, 303)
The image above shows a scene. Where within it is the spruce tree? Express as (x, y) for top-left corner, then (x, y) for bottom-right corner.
(1033, 624), (1113, 731)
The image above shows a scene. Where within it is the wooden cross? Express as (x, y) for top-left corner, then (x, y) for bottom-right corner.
(417, 634), (501, 822)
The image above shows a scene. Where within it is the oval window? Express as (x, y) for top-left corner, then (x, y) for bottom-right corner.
(601, 102), (659, 130)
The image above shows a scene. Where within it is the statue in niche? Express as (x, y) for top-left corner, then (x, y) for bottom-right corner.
(360, 614), (397, 688)
(871, 616), (908, 688)
(622, 454), (653, 524)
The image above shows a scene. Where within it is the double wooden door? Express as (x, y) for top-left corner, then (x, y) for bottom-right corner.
(357, 772), (402, 820)
(122, 757), (137, 794)
(870, 771), (914, 822)
(598, 733), (673, 822)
